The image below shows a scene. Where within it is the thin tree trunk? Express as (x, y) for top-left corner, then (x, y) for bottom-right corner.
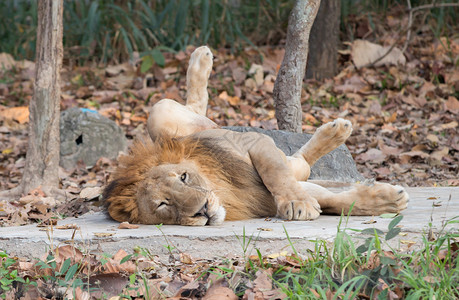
(273, 0), (320, 132)
(2, 0), (64, 199)
(306, 0), (340, 80)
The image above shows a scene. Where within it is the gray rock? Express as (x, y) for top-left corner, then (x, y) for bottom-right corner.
(224, 126), (363, 182)
(60, 108), (127, 169)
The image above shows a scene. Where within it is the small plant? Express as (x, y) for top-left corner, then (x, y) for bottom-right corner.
(155, 223), (177, 255)
(35, 253), (84, 297)
(0, 251), (33, 298)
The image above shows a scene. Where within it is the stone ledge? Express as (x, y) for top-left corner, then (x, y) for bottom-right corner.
(0, 188), (457, 259)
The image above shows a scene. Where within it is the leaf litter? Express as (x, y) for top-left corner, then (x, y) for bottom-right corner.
(2, 35), (457, 226)
(0, 11), (458, 299)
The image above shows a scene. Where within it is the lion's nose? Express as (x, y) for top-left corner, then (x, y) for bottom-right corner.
(195, 201), (209, 218)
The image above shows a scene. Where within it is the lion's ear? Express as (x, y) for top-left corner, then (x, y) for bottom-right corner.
(103, 179), (140, 223)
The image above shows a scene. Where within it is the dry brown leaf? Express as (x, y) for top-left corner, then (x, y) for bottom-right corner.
(89, 273), (129, 299)
(362, 218), (377, 224)
(94, 232), (115, 237)
(175, 280), (202, 298)
(400, 150), (429, 159)
(54, 245), (84, 265)
(218, 91), (240, 106)
(356, 148), (386, 163)
(0, 106), (29, 124)
(445, 96), (459, 113)
(18, 261), (35, 272)
(102, 249), (136, 274)
(374, 167), (391, 176)
(180, 252), (194, 265)
(253, 269), (272, 291)
(333, 75), (367, 93)
(267, 251), (288, 259)
(203, 286), (238, 300)
(385, 112), (397, 123)
(248, 64), (264, 86)
(55, 224), (79, 230)
(426, 134), (439, 144)
(430, 147), (449, 163)
(351, 39), (406, 68)
(105, 63), (131, 77)
(257, 227), (273, 231)
(231, 66), (247, 85)
(244, 78), (257, 90)
(118, 221), (139, 229)
(400, 240), (416, 249)
(0, 52), (15, 70)
(423, 276), (437, 284)
(92, 90), (121, 103)
(441, 121), (458, 129)
(79, 186), (101, 200)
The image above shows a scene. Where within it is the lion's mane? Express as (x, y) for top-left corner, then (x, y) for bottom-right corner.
(103, 135), (277, 223)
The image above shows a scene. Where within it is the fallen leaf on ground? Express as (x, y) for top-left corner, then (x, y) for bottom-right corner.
(118, 221), (139, 229)
(351, 39), (406, 68)
(94, 232), (115, 237)
(0, 106), (29, 124)
(203, 286), (238, 300)
(79, 186), (101, 200)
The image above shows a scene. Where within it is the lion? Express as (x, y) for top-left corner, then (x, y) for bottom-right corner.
(103, 46), (409, 226)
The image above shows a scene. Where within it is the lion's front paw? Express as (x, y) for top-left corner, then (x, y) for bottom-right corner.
(276, 194), (322, 221)
(352, 182), (409, 215)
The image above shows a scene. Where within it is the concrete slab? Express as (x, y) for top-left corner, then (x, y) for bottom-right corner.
(0, 187), (457, 259)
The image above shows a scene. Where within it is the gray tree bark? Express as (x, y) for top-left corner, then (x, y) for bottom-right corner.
(1, 0), (64, 199)
(273, 0), (321, 133)
(306, 0), (340, 80)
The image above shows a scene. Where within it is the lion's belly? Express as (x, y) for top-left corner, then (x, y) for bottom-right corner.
(187, 132), (279, 220)
(215, 155), (278, 220)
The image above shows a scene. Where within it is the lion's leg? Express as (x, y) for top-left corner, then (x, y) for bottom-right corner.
(147, 46), (216, 140)
(244, 133), (321, 220)
(185, 46), (213, 116)
(147, 99), (218, 140)
(299, 181), (409, 216)
(287, 118), (353, 181)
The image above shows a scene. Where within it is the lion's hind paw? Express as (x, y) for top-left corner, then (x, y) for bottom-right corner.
(314, 118), (353, 146)
(352, 182), (409, 215)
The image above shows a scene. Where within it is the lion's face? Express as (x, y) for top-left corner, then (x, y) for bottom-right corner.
(136, 161), (226, 226)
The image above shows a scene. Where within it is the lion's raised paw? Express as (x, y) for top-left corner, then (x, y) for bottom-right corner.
(314, 118), (353, 146)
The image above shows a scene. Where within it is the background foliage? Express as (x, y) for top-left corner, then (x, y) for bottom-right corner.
(0, 0), (457, 64)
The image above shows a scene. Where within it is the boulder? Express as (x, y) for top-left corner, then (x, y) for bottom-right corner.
(224, 126), (363, 182)
(60, 108), (127, 169)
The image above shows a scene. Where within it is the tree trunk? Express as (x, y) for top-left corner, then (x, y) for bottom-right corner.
(273, 0), (320, 132)
(306, 0), (340, 80)
(20, 0), (64, 195)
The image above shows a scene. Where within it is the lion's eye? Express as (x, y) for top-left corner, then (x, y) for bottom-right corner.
(180, 172), (188, 182)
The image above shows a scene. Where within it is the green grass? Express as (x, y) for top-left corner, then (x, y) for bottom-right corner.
(272, 215), (459, 299)
(1, 0), (457, 65)
(0, 0), (293, 64)
(1, 215), (458, 298)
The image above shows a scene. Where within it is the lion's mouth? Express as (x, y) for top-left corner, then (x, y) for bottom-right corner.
(191, 201), (225, 226)
(193, 201), (212, 225)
